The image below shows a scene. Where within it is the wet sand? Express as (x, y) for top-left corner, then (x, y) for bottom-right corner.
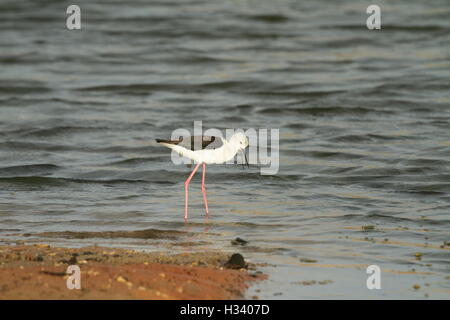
(0, 244), (266, 300)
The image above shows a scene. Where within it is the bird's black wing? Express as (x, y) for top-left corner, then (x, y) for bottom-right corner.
(156, 136), (223, 150)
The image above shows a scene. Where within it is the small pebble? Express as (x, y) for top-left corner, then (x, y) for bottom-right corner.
(34, 254), (44, 262)
(300, 258), (317, 263)
(231, 238), (248, 246)
(224, 253), (246, 269)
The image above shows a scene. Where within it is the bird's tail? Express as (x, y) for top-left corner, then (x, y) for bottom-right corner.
(156, 138), (195, 160)
(155, 138), (181, 144)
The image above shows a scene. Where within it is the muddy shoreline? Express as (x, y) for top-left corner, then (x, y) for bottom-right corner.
(0, 244), (266, 300)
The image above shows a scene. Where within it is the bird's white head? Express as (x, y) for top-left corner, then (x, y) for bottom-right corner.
(229, 132), (249, 150)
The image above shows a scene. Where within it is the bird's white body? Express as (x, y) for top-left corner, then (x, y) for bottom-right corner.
(159, 133), (248, 165)
(159, 138), (237, 164)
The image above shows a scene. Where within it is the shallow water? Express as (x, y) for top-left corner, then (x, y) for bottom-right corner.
(0, 0), (449, 299)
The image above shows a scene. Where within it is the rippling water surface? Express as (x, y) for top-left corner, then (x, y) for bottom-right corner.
(1, 0), (449, 299)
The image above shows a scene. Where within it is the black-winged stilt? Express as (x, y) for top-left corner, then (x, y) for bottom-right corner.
(156, 132), (249, 221)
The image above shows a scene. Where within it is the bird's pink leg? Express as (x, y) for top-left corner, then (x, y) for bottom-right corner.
(184, 162), (201, 221)
(201, 163), (209, 217)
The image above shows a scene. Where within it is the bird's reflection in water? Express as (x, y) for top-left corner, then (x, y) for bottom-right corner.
(181, 217), (210, 251)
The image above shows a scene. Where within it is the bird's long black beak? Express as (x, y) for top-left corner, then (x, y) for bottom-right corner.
(245, 150), (249, 168)
(241, 149), (249, 169)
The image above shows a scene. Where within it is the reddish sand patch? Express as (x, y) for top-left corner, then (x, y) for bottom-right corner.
(0, 244), (266, 300)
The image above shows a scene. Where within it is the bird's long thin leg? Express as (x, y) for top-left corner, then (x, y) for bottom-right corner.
(184, 162), (201, 221)
(201, 163), (209, 216)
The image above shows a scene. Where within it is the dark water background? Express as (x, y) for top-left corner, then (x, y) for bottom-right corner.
(1, 0), (449, 298)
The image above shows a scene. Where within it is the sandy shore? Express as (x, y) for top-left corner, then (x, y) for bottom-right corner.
(0, 244), (266, 299)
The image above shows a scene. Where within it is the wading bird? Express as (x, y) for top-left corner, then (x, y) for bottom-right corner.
(156, 132), (249, 221)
